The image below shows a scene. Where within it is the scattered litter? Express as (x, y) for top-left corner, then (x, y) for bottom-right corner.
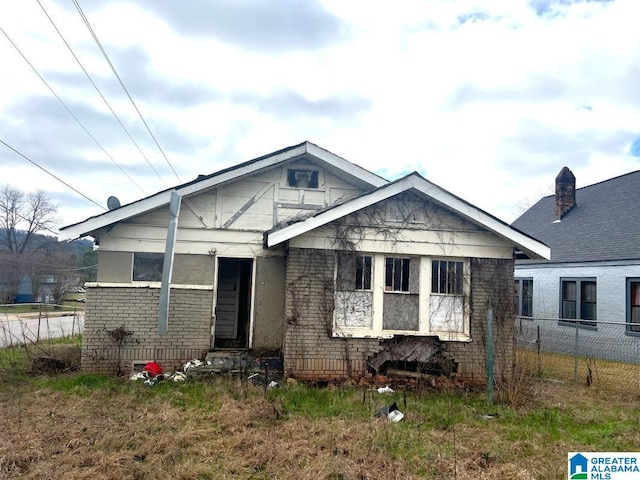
(377, 385), (394, 393)
(268, 380), (280, 388)
(388, 410), (404, 423)
(183, 359), (203, 372)
(129, 371), (149, 381)
(375, 402), (404, 423)
(478, 414), (497, 420)
(142, 361), (163, 377)
(172, 372), (187, 382)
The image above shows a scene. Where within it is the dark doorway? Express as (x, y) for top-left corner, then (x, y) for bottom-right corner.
(214, 258), (253, 349)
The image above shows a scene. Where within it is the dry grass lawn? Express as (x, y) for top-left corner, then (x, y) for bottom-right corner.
(1, 368), (639, 480)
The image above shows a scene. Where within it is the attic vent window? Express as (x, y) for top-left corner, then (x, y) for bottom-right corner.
(287, 169), (318, 188)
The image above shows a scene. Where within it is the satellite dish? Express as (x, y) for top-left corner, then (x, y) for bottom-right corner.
(107, 196), (121, 210)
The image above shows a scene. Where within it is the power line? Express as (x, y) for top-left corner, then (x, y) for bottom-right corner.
(0, 258), (98, 272)
(72, 0), (181, 184)
(35, 0), (158, 193)
(0, 23), (146, 195)
(0, 138), (106, 210)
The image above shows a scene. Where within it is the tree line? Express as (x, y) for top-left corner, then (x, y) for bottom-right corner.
(0, 184), (96, 305)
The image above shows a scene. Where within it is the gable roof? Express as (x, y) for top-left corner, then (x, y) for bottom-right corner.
(58, 141), (388, 240)
(512, 169), (640, 263)
(266, 172), (550, 260)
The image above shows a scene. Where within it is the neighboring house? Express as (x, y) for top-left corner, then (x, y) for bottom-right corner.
(59, 142), (548, 382)
(512, 167), (640, 360)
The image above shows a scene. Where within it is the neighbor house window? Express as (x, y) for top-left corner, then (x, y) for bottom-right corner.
(133, 253), (164, 281)
(287, 169), (319, 188)
(385, 257), (410, 292)
(627, 278), (640, 334)
(431, 260), (463, 295)
(514, 278), (533, 318)
(560, 278), (596, 328)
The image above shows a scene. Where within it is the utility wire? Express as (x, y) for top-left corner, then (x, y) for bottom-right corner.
(72, 0), (181, 184)
(0, 258), (98, 272)
(35, 0), (155, 193)
(0, 138), (106, 210)
(0, 24), (146, 195)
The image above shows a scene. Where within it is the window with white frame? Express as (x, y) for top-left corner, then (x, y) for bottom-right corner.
(560, 278), (596, 328)
(384, 257), (410, 292)
(355, 255), (372, 290)
(335, 253), (373, 328)
(429, 259), (466, 334)
(514, 278), (533, 318)
(627, 278), (640, 334)
(431, 260), (464, 295)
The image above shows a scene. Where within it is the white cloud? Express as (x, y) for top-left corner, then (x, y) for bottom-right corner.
(0, 0), (639, 234)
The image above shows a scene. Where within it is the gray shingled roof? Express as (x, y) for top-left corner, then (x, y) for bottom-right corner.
(511, 170), (640, 263)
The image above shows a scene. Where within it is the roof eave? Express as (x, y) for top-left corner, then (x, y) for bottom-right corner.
(267, 174), (551, 260)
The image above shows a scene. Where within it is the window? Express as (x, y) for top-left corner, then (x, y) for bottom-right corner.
(514, 279), (533, 317)
(431, 260), (463, 295)
(560, 278), (596, 328)
(287, 169), (319, 188)
(385, 257), (410, 292)
(133, 253), (164, 281)
(355, 255), (372, 290)
(627, 278), (640, 334)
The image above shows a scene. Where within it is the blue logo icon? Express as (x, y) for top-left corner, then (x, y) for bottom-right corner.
(569, 453), (588, 479)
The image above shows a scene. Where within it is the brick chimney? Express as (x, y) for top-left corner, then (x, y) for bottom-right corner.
(555, 166), (575, 218)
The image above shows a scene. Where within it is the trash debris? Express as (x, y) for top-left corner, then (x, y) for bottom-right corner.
(129, 371), (149, 381)
(268, 380), (280, 388)
(375, 402), (404, 423)
(142, 361), (163, 377)
(172, 372), (187, 382)
(377, 385), (394, 393)
(183, 359), (203, 372)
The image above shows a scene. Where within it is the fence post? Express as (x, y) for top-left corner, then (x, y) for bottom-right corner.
(536, 325), (541, 377)
(574, 320), (579, 386)
(487, 308), (494, 405)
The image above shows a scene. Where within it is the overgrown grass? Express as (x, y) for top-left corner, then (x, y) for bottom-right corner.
(2, 357), (640, 478)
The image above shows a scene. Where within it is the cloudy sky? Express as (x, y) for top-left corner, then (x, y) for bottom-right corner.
(1, 0), (639, 235)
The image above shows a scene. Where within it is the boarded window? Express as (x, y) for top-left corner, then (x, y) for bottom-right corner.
(133, 253), (164, 281)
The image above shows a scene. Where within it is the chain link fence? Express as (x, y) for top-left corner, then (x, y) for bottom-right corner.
(514, 315), (640, 392)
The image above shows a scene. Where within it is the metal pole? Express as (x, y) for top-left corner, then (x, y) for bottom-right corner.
(574, 320), (579, 385)
(486, 308), (494, 405)
(536, 325), (541, 377)
(158, 190), (182, 334)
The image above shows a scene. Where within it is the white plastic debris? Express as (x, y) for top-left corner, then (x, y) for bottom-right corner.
(388, 410), (404, 423)
(129, 371), (149, 381)
(183, 359), (203, 372)
(377, 385), (394, 393)
(268, 380), (280, 388)
(172, 372), (187, 382)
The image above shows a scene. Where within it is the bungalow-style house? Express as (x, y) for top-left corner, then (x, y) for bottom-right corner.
(59, 142), (549, 382)
(512, 167), (640, 360)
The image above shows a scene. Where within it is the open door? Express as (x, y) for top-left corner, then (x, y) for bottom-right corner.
(213, 258), (253, 349)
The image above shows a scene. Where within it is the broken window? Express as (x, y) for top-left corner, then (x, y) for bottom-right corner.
(355, 255), (372, 290)
(287, 169), (319, 188)
(337, 253), (372, 291)
(133, 253), (164, 281)
(431, 260), (463, 295)
(385, 257), (410, 292)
